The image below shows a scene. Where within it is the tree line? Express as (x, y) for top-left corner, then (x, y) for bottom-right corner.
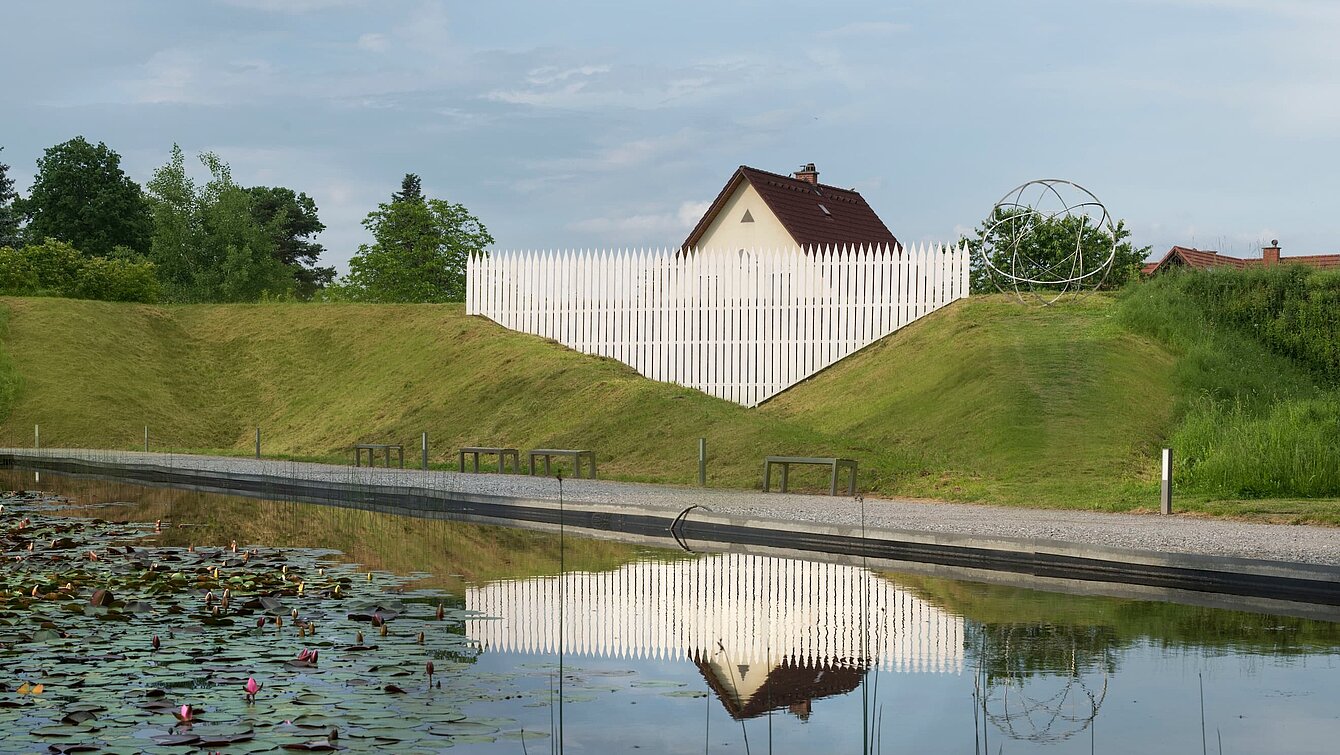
(0, 138), (491, 304)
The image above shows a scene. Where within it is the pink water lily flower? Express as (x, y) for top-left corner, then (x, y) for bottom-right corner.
(173, 704), (194, 724)
(245, 677), (262, 703)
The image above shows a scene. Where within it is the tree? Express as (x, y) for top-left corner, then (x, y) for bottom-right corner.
(962, 208), (1149, 295)
(246, 186), (335, 298)
(342, 175), (492, 303)
(392, 173), (423, 204)
(0, 147), (19, 248)
(145, 145), (291, 302)
(20, 136), (152, 256)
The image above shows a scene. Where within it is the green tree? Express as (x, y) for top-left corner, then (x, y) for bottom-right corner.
(20, 136), (152, 256)
(246, 186), (335, 298)
(962, 208), (1149, 295)
(0, 147), (19, 248)
(145, 144), (199, 298)
(145, 146), (291, 302)
(342, 174), (492, 303)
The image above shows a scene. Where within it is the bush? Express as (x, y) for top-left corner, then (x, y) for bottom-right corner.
(0, 238), (161, 303)
(70, 256), (161, 303)
(21, 238), (83, 295)
(0, 247), (38, 295)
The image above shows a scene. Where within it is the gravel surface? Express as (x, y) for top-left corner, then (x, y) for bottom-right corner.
(6, 448), (1340, 568)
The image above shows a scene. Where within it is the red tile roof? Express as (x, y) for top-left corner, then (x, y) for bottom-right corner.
(1143, 245), (1340, 274)
(682, 165), (899, 251)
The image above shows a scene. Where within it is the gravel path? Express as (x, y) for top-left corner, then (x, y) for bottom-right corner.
(6, 448), (1340, 568)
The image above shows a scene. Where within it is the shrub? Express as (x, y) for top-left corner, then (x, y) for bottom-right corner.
(21, 238), (83, 295)
(0, 247), (38, 295)
(70, 256), (161, 303)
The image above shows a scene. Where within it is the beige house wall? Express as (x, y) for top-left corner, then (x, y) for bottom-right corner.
(691, 183), (797, 255)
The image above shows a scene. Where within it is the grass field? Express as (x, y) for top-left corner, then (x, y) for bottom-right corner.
(0, 291), (1334, 521)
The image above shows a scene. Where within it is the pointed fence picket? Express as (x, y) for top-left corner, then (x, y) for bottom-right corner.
(466, 244), (969, 407)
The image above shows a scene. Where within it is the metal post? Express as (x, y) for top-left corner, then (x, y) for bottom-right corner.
(255, 427), (261, 459)
(34, 424), (39, 450)
(698, 437), (707, 487)
(1160, 447), (1173, 515)
(144, 426), (149, 453)
(421, 432), (429, 471)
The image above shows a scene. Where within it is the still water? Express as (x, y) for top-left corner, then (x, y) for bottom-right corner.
(5, 471), (1340, 754)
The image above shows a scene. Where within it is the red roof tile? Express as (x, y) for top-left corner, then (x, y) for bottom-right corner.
(1143, 245), (1340, 275)
(682, 165), (899, 251)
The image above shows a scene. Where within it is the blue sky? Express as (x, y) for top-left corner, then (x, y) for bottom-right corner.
(4, 0), (1339, 271)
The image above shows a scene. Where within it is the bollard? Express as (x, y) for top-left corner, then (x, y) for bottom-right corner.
(255, 427), (261, 459)
(34, 424), (39, 450)
(421, 432), (429, 471)
(698, 437), (707, 487)
(1160, 447), (1173, 515)
(144, 426), (149, 453)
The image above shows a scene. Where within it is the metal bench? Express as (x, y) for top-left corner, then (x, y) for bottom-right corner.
(527, 448), (597, 479)
(763, 456), (857, 495)
(457, 446), (522, 474)
(354, 444), (404, 468)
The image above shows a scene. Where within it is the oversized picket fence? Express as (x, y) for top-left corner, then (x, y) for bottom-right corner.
(466, 244), (969, 406)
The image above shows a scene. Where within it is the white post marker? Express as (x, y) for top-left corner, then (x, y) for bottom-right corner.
(1161, 447), (1173, 515)
(34, 424), (39, 451)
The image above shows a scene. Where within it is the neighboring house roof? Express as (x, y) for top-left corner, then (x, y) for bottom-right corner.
(682, 165), (899, 251)
(1143, 244), (1340, 275)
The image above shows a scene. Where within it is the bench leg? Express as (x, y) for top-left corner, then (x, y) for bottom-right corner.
(763, 460), (771, 492)
(829, 463), (838, 496)
(544, 456), (552, 476)
(780, 464), (789, 494)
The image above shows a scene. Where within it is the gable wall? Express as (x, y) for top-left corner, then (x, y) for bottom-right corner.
(692, 183), (797, 255)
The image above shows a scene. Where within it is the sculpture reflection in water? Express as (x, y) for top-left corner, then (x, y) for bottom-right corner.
(970, 622), (1113, 750)
(464, 552), (964, 720)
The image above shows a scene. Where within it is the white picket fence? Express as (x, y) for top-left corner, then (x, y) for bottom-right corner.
(466, 244), (969, 406)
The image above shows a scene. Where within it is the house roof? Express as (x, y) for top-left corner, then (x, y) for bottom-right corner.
(1143, 245), (1340, 274)
(693, 657), (866, 720)
(681, 165), (899, 251)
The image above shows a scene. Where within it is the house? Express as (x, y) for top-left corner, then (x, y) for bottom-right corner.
(681, 163), (899, 254)
(1142, 241), (1340, 275)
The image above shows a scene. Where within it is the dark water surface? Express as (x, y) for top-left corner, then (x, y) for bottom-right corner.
(4, 470), (1340, 754)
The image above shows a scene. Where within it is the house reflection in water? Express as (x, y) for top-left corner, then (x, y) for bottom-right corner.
(464, 553), (963, 720)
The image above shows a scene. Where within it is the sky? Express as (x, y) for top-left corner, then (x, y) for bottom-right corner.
(4, 0), (1340, 273)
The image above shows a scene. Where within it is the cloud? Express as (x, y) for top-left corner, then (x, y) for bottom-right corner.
(526, 129), (701, 174)
(568, 200), (710, 240)
(356, 33), (388, 52)
(818, 21), (909, 38)
(216, 0), (364, 13)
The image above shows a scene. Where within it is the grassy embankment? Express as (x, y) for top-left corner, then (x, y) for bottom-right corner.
(0, 277), (1336, 521)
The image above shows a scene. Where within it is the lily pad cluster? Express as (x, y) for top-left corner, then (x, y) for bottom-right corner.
(0, 489), (563, 753)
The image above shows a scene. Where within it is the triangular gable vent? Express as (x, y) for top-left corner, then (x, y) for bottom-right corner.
(741, 209), (754, 223)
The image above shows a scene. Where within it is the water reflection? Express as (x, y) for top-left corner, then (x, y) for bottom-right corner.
(466, 553), (963, 719)
(7, 470), (1340, 752)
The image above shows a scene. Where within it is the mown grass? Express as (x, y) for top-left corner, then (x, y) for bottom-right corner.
(1, 290), (1335, 520)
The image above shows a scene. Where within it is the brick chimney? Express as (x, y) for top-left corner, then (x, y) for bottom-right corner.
(793, 163), (819, 185)
(1263, 239), (1281, 265)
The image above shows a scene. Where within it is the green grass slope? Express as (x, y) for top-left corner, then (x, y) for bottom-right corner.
(0, 294), (1180, 511)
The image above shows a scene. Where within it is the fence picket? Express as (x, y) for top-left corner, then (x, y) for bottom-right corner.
(466, 245), (967, 406)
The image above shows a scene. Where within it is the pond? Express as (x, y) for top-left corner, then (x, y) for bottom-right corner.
(2, 470), (1340, 754)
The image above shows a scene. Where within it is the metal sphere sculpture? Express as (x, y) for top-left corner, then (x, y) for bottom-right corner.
(979, 179), (1117, 305)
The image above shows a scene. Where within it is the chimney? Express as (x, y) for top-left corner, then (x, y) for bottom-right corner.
(1263, 239), (1280, 265)
(794, 163), (819, 185)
